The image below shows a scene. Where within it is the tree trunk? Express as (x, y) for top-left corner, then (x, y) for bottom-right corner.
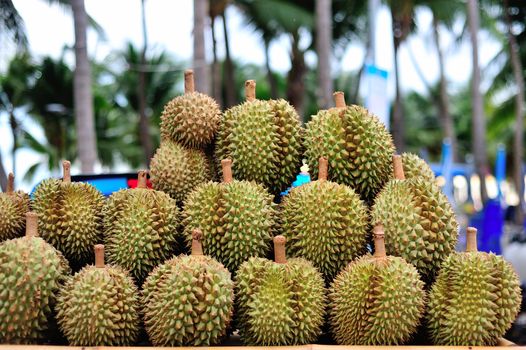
(138, 0), (153, 166)
(467, 0), (489, 203)
(391, 38), (404, 151)
(9, 111), (17, 176)
(504, 0), (525, 224)
(0, 149), (7, 191)
(193, 0), (210, 94)
(264, 39), (278, 99)
(316, 0), (333, 109)
(72, 0), (97, 173)
(286, 32), (307, 121)
(221, 11), (236, 107)
(210, 16), (223, 107)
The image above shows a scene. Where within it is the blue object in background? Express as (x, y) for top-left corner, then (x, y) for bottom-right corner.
(281, 162), (311, 197)
(495, 144), (506, 202)
(84, 177), (129, 197)
(481, 199), (504, 254)
(440, 138), (454, 203)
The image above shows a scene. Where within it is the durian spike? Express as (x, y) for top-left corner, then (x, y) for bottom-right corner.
(245, 80), (256, 102)
(318, 157), (328, 182)
(62, 160), (71, 183)
(191, 229), (204, 256)
(333, 91), (346, 108)
(184, 69), (195, 94)
(6, 172), (14, 193)
(137, 170), (148, 188)
(94, 244), (105, 268)
(393, 154), (405, 180)
(25, 212), (38, 238)
(466, 227), (478, 252)
(373, 224), (387, 259)
(221, 159), (233, 183)
(273, 235), (287, 264)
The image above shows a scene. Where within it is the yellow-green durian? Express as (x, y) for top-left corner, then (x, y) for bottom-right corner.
(0, 173), (30, 241)
(401, 152), (435, 182)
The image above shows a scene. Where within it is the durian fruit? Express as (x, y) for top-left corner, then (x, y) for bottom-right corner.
(160, 69), (221, 148)
(103, 170), (179, 284)
(142, 229), (234, 346)
(0, 173), (30, 241)
(0, 212), (70, 344)
(150, 140), (213, 203)
(32, 160), (105, 266)
(401, 152), (435, 182)
(235, 235), (326, 346)
(329, 224), (426, 345)
(279, 156), (369, 281)
(56, 244), (140, 346)
(427, 227), (521, 346)
(215, 80), (303, 194)
(182, 158), (275, 273)
(304, 92), (395, 202)
(371, 155), (458, 279)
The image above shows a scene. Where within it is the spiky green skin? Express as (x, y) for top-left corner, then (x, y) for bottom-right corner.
(56, 265), (140, 346)
(150, 141), (213, 203)
(32, 179), (105, 266)
(279, 180), (369, 281)
(0, 236), (70, 344)
(329, 254), (425, 345)
(235, 257), (326, 346)
(401, 153), (435, 182)
(427, 251), (521, 345)
(372, 178), (458, 278)
(182, 180), (275, 274)
(142, 255), (234, 346)
(215, 99), (303, 194)
(103, 188), (179, 284)
(0, 191), (29, 241)
(304, 105), (395, 202)
(160, 92), (221, 148)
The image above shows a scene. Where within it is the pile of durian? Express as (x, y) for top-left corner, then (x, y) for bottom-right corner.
(0, 70), (521, 347)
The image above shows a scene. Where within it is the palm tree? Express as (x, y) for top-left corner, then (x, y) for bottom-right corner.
(209, 0), (228, 107)
(316, 0), (333, 109)
(221, 8), (237, 107)
(193, 0), (210, 94)
(0, 0), (27, 51)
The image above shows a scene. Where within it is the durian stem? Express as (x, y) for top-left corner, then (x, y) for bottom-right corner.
(333, 91), (346, 108)
(392, 154), (405, 180)
(62, 160), (71, 183)
(221, 159), (233, 183)
(466, 227), (478, 252)
(6, 172), (14, 193)
(94, 244), (105, 268)
(191, 229), (204, 256)
(184, 69), (195, 94)
(318, 157), (328, 182)
(25, 212), (38, 237)
(373, 224), (387, 259)
(245, 80), (256, 102)
(137, 170), (148, 188)
(273, 235), (287, 264)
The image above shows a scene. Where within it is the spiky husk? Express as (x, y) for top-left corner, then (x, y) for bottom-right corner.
(215, 99), (303, 194)
(329, 254), (425, 345)
(401, 153), (435, 182)
(427, 252), (521, 345)
(160, 92), (221, 148)
(371, 178), (458, 278)
(0, 236), (70, 343)
(0, 191), (29, 241)
(182, 180), (275, 274)
(304, 105), (395, 202)
(103, 188), (179, 284)
(150, 141), (213, 203)
(279, 180), (369, 281)
(32, 179), (105, 266)
(142, 255), (234, 346)
(56, 265), (140, 346)
(235, 257), (326, 345)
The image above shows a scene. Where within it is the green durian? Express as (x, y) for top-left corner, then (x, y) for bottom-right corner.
(279, 157), (369, 281)
(182, 158), (275, 274)
(215, 80), (303, 194)
(371, 155), (458, 278)
(235, 236), (326, 346)
(401, 153), (435, 182)
(427, 227), (521, 346)
(142, 229), (234, 346)
(32, 161), (105, 266)
(150, 140), (213, 203)
(160, 70), (221, 148)
(303, 92), (395, 202)
(56, 244), (140, 346)
(0, 212), (70, 344)
(329, 224), (426, 345)
(103, 171), (179, 284)
(0, 173), (30, 241)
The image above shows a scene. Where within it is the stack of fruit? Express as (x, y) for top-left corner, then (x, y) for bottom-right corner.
(0, 73), (521, 347)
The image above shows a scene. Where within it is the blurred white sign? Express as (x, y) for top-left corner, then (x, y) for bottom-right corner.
(365, 64), (389, 129)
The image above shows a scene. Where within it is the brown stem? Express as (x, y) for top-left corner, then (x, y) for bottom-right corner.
(333, 91), (346, 108)
(94, 244), (105, 268)
(26, 212), (38, 237)
(184, 69), (195, 94)
(191, 229), (204, 255)
(245, 80), (256, 102)
(466, 227), (478, 252)
(221, 159), (233, 183)
(6, 172), (14, 193)
(273, 235), (287, 264)
(318, 157), (328, 182)
(137, 170), (148, 188)
(392, 154), (405, 180)
(373, 224), (387, 259)
(62, 160), (71, 183)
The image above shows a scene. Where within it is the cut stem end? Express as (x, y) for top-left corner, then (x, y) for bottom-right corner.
(184, 69), (195, 93)
(191, 229), (204, 256)
(25, 212), (38, 237)
(333, 91), (346, 108)
(466, 227), (478, 252)
(221, 159), (233, 183)
(393, 155), (405, 180)
(137, 170), (148, 189)
(62, 161), (71, 183)
(373, 224), (387, 259)
(94, 244), (105, 268)
(273, 235), (287, 264)
(245, 80), (256, 102)
(318, 157), (328, 182)
(6, 173), (14, 193)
